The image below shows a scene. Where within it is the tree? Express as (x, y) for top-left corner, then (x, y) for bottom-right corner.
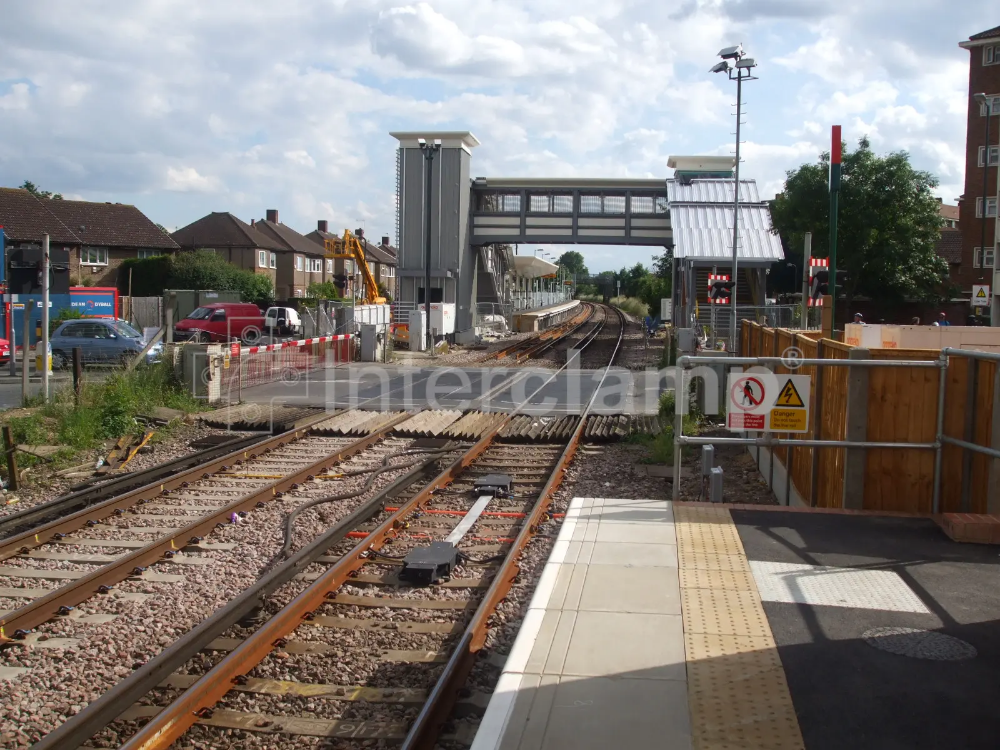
(306, 281), (342, 300)
(556, 250), (589, 278)
(770, 137), (948, 306)
(651, 250), (672, 278)
(20, 180), (63, 200)
(616, 262), (649, 297)
(118, 251), (275, 306)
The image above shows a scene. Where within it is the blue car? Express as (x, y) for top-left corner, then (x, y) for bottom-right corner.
(50, 319), (162, 368)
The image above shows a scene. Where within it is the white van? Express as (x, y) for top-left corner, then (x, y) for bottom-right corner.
(264, 306), (303, 338)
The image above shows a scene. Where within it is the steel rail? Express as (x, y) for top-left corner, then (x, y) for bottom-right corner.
(116, 317), (622, 749)
(514, 303), (597, 361)
(0, 434), (265, 540)
(0, 412), (411, 642)
(28, 446), (451, 750)
(483, 303), (592, 362)
(400, 302), (626, 749)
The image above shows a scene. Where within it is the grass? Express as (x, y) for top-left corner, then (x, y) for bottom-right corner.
(627, 388), (704, 467)
(609, 296), (649, 319)
(0, 361), (202, 485)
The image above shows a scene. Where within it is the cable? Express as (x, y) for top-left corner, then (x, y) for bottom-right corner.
(258, 446), (457, 575)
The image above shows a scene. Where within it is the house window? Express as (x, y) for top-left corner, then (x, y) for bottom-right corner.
(311, 258), (322, 273)
(326, 259), (333, 273)
(345, 260), (354, 274)
(269, 252), (276, 268)
(137, 249), (162, 259)
(985, 45), (1000, 66)
(258, 250), (267, 268)
(978, 146), (1000, 167)
(975, 247), (996, 269)
(294, 288), (303, 298)
(976, 197), (998, 217)
(81, 246), (108, 265)
(295, 255), (303, 271)
(979, 95), (1000, 116)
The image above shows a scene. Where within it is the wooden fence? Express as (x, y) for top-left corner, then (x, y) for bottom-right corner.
(739, 321), (997, 514)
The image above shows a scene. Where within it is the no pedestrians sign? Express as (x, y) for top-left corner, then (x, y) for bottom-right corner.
(727, 372), (811, 433)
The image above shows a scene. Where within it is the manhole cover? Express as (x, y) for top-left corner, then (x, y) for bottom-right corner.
(862, 627), (976, 661)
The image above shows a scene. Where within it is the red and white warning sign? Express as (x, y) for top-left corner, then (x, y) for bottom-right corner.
(726, 372), (811, 433)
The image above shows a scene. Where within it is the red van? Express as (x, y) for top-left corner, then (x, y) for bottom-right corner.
(173, 303), (264, 344)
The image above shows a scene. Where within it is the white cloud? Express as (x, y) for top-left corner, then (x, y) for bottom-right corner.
(0, 0), (991, 272)
(165, 166), (220, 193)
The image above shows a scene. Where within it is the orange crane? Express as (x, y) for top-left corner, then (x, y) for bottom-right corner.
(323, 228), (386, 305)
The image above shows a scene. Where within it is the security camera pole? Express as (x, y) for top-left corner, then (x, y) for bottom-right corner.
(711, 45), (757, 351)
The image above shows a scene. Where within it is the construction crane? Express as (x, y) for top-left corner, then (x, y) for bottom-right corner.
(323, 228), (386, 305)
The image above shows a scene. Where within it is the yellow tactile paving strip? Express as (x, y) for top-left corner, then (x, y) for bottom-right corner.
(675, 505), (805, 750)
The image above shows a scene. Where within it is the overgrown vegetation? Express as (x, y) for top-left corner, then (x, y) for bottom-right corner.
(570, 254), (672, 316)
(609, 296), (649, 318)
(3, 362), (200, 464)
(306, 281), (342, 300)
(119, 251), (275, 306)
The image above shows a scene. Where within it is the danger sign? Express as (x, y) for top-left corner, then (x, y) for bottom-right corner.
(972, 284), (990, 308)
(727, 372), (811, 433)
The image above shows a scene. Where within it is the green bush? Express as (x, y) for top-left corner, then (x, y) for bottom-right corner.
(306, 281), (342, 300)
(118, 251), (274, 307)
(6, 415), (47, 445)
(609, 296), (649, 318)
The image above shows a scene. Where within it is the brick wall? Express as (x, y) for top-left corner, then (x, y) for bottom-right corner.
(958, 39), (1000, 296)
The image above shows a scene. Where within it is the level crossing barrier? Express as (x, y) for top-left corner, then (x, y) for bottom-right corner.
(219, 335), (352, 396)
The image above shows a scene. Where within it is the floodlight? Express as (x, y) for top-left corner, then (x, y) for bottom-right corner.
(417, 138), (427, 146)
(710, 61), (730, 74)
(974, 92), (987, 105)
(433, 138), (442, 146)
(718, 45), (742, 60)
(735, 57), (756, 69)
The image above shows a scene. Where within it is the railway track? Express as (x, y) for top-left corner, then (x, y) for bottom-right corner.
(0, 413), (413, 643)
(481, 303), (594, 363)
(15, 308), (626, 750)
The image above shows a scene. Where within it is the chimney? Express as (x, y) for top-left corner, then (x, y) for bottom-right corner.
(381, 235), (390, 247)
(266, 209), (278, 224)
(250, 219), (255, 227)
(937, 197), (943, 203)
(318, 220), (328, 233)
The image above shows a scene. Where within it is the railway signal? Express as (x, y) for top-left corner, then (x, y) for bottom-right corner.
(709, 274), (735, 304)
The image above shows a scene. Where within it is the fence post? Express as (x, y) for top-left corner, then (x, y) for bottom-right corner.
(842, 347), (870, 509)
(989, 361), (1000, 514)
(809, 339), (825, 507)
(73, 347), (83, 405)
(960, 358), (978, 512)
(2, 425), (19, 492)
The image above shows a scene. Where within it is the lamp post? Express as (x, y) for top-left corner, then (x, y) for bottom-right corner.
(418, 138), (441, 354)
(711, 45), (757, 351)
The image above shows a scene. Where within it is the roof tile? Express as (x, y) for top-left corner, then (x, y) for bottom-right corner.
(45, 199), (178, 249)
(171, 212), (284, 251)
(970, 25), (1000, 41)
(0, 188), (81, 244)
(935, 227), (963, 264)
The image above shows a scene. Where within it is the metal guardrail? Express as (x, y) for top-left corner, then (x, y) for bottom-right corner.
(670, 354), (953, 511)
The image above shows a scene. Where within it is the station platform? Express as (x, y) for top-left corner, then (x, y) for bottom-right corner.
(512, 300), (580, 333)
(471, 502), (1000, 750)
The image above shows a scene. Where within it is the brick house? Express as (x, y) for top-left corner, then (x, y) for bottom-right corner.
(0, 188), (178, 286)
(255, 210), (329, 299)
(171, 212), (283, 293)
(958, 25), (1000, 314)
(367, 235), (398, 297)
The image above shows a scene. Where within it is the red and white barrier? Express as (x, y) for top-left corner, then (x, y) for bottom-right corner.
(221, 334), (353, 391)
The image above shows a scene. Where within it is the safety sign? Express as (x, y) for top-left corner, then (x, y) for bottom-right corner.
(972, 284), (991, 308)
(727, 372), (811, 433)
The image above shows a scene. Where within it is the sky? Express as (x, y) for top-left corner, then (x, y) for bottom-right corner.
(0, 1), (994, 273)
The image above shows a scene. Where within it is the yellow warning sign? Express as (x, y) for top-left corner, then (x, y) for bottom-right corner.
(775, 379), (805, 408)
(977, 288), (987, 298)
(769, 408), (808, 432)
